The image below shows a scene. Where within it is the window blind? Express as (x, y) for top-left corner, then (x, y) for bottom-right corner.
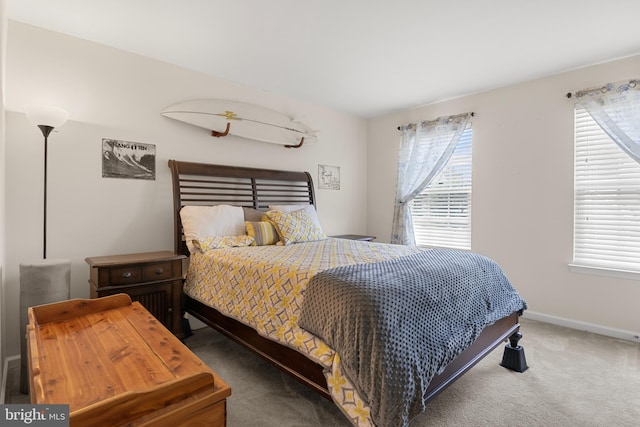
(410, 127), (472, 249)
(574, 108), (640, 272)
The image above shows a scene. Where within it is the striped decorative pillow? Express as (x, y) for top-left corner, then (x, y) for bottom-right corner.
(245, 221), (280, 246)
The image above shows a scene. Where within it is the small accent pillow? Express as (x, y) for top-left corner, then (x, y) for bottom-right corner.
(192, 235), (254, 252)
(265, 208), (327, 245)
(246, 221), (279, 246)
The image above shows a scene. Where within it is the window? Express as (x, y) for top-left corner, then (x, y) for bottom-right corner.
(573, 107), (640, 273)
(410, 127), (472, 249)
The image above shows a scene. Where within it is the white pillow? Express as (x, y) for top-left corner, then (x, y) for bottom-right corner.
(268, 204), (324, 233)
(180, 205), (245, 253)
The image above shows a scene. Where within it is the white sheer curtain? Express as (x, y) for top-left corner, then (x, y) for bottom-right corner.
(574, 79), (640, 164)
(391, 113), (472, 245)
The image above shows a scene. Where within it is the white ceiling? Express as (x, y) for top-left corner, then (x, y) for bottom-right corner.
(6, 0), (640, 118)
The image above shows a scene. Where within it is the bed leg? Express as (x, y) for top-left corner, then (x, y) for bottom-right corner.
(500, 331), (528, 372)
(182, 315), (193, 338)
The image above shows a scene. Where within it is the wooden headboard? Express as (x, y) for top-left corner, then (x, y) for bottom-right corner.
(168, 160), (316, 256)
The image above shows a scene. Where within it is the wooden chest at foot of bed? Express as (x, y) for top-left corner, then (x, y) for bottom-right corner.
(27, 294), (231, 427)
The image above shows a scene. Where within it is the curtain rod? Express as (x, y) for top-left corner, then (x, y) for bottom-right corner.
(567, 86), (610, 98)
(396, 112), (474, 131)
(566, 79), (638, 98)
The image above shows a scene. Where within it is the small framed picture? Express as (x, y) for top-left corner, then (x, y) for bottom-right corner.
(102, 139), (156, 180)
(318, 164), (340, 190)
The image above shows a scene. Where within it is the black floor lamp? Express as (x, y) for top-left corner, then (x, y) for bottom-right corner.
(20, 105), (71, 393)
(23, 105), (69, 259)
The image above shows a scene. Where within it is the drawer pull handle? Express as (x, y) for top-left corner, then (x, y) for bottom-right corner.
(122, 272), (132, 279)
(155, 268), (164, 275)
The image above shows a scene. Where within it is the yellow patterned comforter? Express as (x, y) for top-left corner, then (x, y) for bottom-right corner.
(184, 237), (422, 426)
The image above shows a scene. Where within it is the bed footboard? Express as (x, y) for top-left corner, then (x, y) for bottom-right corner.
(424, 312), (521, 401)
(185, 293), (521, 403)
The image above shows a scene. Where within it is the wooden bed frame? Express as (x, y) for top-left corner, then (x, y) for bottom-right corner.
(168, 159), (524, 402)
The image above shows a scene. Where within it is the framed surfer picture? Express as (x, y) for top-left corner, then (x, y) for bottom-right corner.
(102, 139), (156, 180)
(318, 164), (340, 190)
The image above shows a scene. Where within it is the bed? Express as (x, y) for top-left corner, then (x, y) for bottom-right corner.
(168, 159), (527, 427)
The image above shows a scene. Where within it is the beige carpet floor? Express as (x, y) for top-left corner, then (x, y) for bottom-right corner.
(5, 317), (639, 426)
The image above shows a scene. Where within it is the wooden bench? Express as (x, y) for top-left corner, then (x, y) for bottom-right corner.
(27, 294), (231, 427)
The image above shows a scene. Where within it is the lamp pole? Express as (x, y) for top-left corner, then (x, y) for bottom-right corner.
(38, 125), (55, 259)
(24, 105), (69, 259)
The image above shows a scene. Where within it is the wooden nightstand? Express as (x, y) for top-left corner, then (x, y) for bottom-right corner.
(86, 251), (186, 338)
(331, 234), (376, 241)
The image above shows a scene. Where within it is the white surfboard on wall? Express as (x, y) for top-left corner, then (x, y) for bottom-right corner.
(161, 99), (317, 148)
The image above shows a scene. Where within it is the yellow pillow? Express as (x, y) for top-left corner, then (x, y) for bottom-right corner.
(264, 209), (327, 245)
(192, 235), (254, 252)
(245, 221), (279, 246)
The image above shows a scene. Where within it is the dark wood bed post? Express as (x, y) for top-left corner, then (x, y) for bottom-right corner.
(168, 160), (184, 255)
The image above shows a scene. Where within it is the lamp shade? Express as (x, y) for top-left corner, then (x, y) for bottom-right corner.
(24, 105), (69, 128)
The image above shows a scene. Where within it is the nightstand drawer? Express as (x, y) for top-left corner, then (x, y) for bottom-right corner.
(110, 266), (142, 285)
(142, 261), (174, 281)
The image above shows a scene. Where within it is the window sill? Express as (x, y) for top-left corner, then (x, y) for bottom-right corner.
(568, 264), (640, 281)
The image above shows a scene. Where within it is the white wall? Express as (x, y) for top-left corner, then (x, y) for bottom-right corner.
(4, 20), (638, 365)
(2, 22), (368, 356)
(368, 55), (640, 337)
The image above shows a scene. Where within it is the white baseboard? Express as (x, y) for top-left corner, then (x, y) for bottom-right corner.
(1, 355), (20, 404)
(523, 311), (640, 343)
